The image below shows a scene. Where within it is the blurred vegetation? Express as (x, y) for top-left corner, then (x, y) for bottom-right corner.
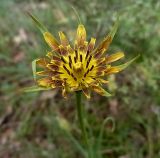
(0, 0), (160, 157)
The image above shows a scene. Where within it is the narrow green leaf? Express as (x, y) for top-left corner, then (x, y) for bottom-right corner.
(109, 16), (119, 39)
(114, 54), (140, 71)
(103, 88), (112, 97)
(27, 12), (47, 34)
(23, 86), (51, 92)
(96, 117), (115, 158)
(92, 85), (112, 97)
(32, 59), (37, 81)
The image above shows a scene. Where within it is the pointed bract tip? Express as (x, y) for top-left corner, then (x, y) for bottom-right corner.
(28, 12), (47, 34)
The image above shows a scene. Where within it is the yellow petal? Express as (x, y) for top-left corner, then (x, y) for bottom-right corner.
(75, 24), (86, 48)
(88, 66), (105, 77)
(37, 77), (52, 87)
(98, 78), (109, 84)
(59, 45), (68, 56)
(84, 77), (96, 85)
(62, 87), (68, 99)
(59, 31), (69, 47)
(47, 63), (59, 68)
(91, 85), (111, 97)
(52, 56), (61, 62)
(36, 71), (51, 76)
(88, 38), (96, 52)
(50, 58), (62, 66)
(96, 57), (106, 66)
(105, 67), (120, 75)
(46, 51), (53, 58)
(106, 52), (124, 63)
(36, 58), (48, 67)
(67, 45), (74, 54)
(43, 32), (59, 51)
(52, 80), (63, 88)
(82, 88), (91, 99)
(94, 37), (111, 57)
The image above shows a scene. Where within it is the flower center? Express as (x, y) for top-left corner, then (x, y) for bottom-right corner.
(73, 62), (84, 79)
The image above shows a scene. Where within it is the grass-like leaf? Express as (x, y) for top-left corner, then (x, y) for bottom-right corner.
(96, 117), (115, 158)
(114, 54), (140, 71)
(109, 16), (119, 39)
(32, 59), (37, 81)
(27, 12), (47, 34)
(23, 86), (51, 92)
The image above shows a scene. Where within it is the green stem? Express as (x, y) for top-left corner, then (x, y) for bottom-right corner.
(76, 91), (91, 158)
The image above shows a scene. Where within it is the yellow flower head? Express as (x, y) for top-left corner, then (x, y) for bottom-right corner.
(29, 14), (139, 99)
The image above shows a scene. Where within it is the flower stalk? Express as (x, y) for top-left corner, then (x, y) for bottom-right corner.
(76, 91), (92, 158)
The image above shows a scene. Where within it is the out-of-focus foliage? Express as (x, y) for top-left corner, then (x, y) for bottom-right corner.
(0, 0), (160, 158)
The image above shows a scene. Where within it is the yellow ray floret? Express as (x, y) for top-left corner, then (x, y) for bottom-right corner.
(29, 14), (139, 98)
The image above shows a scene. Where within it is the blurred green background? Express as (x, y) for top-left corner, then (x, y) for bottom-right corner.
(0, 0), (160, 157)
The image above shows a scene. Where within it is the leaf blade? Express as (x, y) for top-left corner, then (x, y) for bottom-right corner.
(108, 16), (119, 39)
(28, 12), (47, 34)
(23, 86), (51, 93)
(32, 59), (37, 81)
(114, 54), (140, 71)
